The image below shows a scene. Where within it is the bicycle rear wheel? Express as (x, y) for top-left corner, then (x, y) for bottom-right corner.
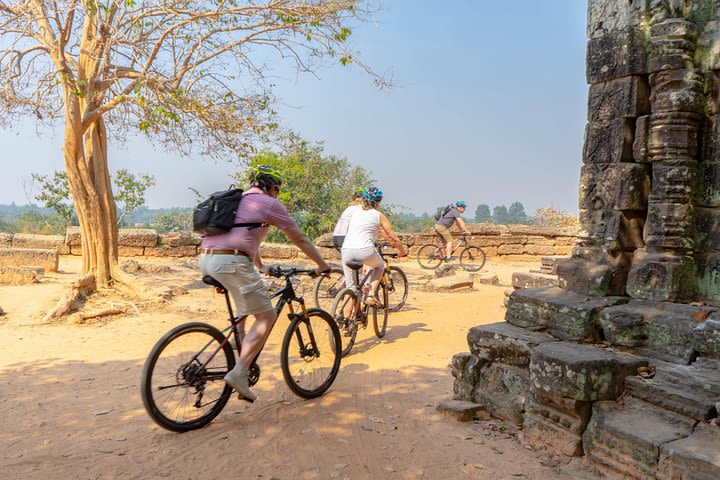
(386, 266), (408, 312)
(281, 308), (342, 399)
(312, 267), (344, 311)
(460, 246), (486, 272)
(372, 283), (389, 338)
(141, 322), (234, 432)
(417, 244), (443, 269)
(330, 287), (360, 357)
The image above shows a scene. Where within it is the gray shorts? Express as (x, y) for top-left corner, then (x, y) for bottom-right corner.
(198, 254), (273, 317)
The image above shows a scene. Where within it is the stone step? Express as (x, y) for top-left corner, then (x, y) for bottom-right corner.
(0, 266), (44, 284)
(0, 248), (58, 272)
(436, 400), (484, 422)
(511, 271), (558, 290)
(583, 399), (696, 480)
(467, 321), (556, 367)
(658, 423), (720, 480)
(624, 358), (720, 421)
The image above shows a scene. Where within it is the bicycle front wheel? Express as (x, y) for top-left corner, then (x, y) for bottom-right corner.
(372, 283), (389, 338)
(312, 267), (345, 311)
(330, 287), (360, 357)
(386, 266), (408, 312)
(281, 308), (342, 399)
(141, 322), (235, 432)
(417, 244), (443, 269)
(460, 246), (487, 272)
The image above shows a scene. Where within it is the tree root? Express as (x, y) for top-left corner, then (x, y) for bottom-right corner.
(110, 266), (152, 299)
(43, 273), (96, 322)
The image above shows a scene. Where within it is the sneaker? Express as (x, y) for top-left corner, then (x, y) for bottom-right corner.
(365, 295), (381, 307)
(224, 366), (257, 402)
(444, 256), (456, 261)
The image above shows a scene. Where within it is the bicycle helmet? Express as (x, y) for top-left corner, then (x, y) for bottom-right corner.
(455, 200), (467, 208)
(353, 187), (366, 199)
(362, 186), (383, 205)
(249, 164), (283, 189)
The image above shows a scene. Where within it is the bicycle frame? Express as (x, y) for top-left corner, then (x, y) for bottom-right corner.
(189, 271), (319, 383)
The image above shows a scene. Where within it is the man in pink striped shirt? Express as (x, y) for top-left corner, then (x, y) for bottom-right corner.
(199, 165), (330, 401)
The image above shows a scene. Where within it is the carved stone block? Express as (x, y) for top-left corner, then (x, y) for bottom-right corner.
(650, 161), (699, 204)
(649, 70), (705, 114)
(583, 119), (634, 164)
(451, 352), (484, 401)
(645, 202), (695, 250)
(587, 27), (647, 83)
(586, 0), (663, 39)
(702, 114), (719, 164)
(578, 209), (645, 251)
(658, 423), (720, 480)
(580, 163), (649, 211)
(512, 271), (558, 290)
(472, 362), (529, 425)
(627, 250), (698, 302)
(695, 207), (720, 251)
(530, 342), (647, 401)
(633, 115), (651, 162)
(557, 253), (633, 297)
(467, 321), (556, 367)
(648, 113), (701, 159)
(599, 300), (714, 364)
(588, 76), (650, 122)
(523, 390), (592, 457)
(583, 399), (695, 480)
(696, 162), (720, 208)
(625, 358), (720, 420)
(696, 254), (720, 304)
(505, 287), (628, 341)
(648, 19), (697, 73)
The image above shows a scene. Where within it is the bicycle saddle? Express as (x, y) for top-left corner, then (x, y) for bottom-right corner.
(202, 275), (226, 290)
(345, 261), (364, 271)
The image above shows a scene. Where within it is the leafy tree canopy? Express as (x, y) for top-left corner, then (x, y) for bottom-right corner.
(233, 133), (374, 243)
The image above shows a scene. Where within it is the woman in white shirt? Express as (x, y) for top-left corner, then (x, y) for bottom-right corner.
(341, 187), (407, 306)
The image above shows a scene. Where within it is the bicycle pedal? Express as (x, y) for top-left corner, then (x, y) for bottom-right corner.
(238, 393), (255, 403)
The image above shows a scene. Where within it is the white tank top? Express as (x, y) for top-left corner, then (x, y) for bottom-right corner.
(342, 208), (381, 249)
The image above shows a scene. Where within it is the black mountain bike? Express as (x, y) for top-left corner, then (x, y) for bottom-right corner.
(141, 266), (342, 432)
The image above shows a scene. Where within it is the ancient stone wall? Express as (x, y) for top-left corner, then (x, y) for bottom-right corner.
(316, 224), (578, 261)
(451, 2), (720, 478)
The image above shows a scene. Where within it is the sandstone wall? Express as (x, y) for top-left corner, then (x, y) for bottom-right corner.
(0, 225), (578, 262)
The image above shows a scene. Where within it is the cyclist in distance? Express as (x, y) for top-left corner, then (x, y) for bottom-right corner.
(198, 165), (330, 401)
(341, 187), (407, 307)
(435, 201), (471, 261)
(332, 187), (365, 249)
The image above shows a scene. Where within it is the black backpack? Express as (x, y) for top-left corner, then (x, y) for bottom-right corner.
(192, 188), (266, 236)
(434, 204), (453, 221)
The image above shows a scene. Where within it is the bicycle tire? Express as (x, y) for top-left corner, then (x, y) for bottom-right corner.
(460, 246), (486, 272)
(417, 244), (443, 269)
(312, 267), (345, 311)
(280, 308), (342, 399)
(386, 266), (408, 312)
(372, 282), (389, 338)
(330, 287), (360, 357)
(141, 322), (235, 432)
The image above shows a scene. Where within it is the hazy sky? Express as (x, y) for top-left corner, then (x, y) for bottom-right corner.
(0, 0), (589, 216)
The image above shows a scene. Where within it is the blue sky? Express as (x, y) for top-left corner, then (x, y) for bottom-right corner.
(0, 0), (589, 216)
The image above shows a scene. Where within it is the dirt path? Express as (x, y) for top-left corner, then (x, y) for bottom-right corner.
(0, 257), (600, 480)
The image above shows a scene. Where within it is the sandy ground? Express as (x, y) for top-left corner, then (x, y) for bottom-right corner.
(0, 256), (602, 480)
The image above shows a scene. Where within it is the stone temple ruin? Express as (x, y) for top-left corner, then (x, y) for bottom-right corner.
(450, 1), (720, 478)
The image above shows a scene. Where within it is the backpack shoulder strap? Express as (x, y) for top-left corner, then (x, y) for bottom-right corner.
(234, 191), (268, 230)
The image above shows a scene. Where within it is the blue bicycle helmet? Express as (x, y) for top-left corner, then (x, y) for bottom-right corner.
(455, 200), (467, 208)
(362, 186), (383, 205)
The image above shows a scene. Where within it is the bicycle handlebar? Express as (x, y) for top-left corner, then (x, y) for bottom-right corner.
(267, 266), (320, 278)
